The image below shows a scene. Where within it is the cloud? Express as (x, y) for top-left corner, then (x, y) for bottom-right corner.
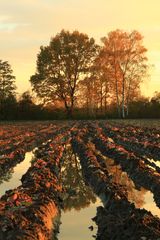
(0, 22), (29, 32)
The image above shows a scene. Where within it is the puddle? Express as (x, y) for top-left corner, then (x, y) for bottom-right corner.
(58, 146), (99, 240)
(0, 168), (14, 185)
(108, 160), (160, 217)
(59, 200), (101, 240)
(93, 147), (160, 218)
(147, 158), (160, 169)
(141, 190), (160, 217)
(59, 144), (160, 239)
(0, 151), (34, 197)
(1, 141), (159, 239)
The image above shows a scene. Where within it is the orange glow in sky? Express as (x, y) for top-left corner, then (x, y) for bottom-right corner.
(0, 0), (159, 97)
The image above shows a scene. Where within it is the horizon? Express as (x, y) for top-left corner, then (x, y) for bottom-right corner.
(0, 0), (160, 97)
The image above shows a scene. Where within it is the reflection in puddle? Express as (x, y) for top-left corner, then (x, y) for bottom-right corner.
(142, 191), (160, 217)
(0, 151), (34, 197)
(1, 141), (159, 239)
(0, 168), (14, 185)
(93, 146), (160, 218)
(59, 144), (160, 239)
(60, 147), (96, 210)
(107, 158), (160, 217)
(59, 202), (100, 240)
(147, 158), (160, 170)
(59, 145), (98, 240)
(104, 157), (146, 208)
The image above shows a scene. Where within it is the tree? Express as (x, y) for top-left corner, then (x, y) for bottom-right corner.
(0, 95), (17, 120)
(78, 76), (98, 117)
(78, 62), (110, 117)
(30, 30), (99, 117)
(151, 91), (160, 104)
(150, 91), (160, 118)
(0, 60), (16, 118)
(90, 56), (112, 115)
(19, 91), (33, 105)
(100, 30), (148, 118)
(18, 91), (42, 120)
(0, 60), (16, 99)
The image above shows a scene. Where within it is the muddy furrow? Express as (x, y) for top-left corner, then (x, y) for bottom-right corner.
(100, 123), (160, 161)
(108, 122), (160, 142)
(0, 124), (63, 155)
(71, 135), (160, 240)
(0, 131), (71, 240)
(88, 125), (160, 210)
(0, 125), (71, 186)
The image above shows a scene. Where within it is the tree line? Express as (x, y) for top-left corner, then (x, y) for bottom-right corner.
(0, 29), (160, 120)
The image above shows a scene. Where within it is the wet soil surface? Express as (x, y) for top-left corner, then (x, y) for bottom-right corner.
(0, 121), (160, 240)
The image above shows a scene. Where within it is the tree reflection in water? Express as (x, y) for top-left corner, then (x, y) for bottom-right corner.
(60, 144), (96, 211)
(108, 159), (146, 208)
(96, 150), (146, 208)
(0, 167), (14, 185)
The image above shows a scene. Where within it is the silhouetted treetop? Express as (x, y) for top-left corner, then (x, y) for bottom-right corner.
(0, 60), (16, 100)
(30, 29), (99, 117)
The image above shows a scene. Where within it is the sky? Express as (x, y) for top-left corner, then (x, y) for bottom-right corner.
(0, 0), (160, 97)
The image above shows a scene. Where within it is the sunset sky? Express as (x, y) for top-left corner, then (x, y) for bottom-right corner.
(0, 0), (160, 97)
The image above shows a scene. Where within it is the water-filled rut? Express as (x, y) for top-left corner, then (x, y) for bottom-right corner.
(0, 151), (34, 197)
(0, 121), (160, 240)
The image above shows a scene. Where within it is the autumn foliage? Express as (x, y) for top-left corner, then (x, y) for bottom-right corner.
(29, 29), (149, 119)
(0, 29), (160, 119)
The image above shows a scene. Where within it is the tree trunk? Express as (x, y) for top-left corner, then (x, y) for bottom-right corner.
(121, 77), (126, 119)
(126, 78), (132, 117)
(126, 105), (129, 116)
(121, 103), (125, 119)
(104, 95), (107, 114)
(100, 82), (103, 114)
(115, 81), (121, 118)
(66, 105), (73, 119)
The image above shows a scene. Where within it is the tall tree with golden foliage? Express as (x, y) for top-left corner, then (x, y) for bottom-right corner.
(100, 30), (148, 118)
